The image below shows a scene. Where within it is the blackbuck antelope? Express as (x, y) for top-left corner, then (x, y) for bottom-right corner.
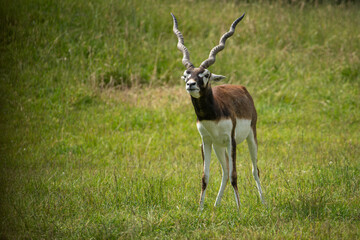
(171, 13), (265, 209)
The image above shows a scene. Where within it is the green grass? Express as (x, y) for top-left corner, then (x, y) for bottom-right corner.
(1, 0), (360, 239)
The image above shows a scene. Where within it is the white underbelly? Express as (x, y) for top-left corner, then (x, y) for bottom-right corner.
(197, 118), (251, 146)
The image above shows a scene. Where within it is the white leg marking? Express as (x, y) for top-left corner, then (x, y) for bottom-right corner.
(246, 129), (265, 204)
(213, 145), (228, 207)
(200, 139), (212, 209)
(228, 138), (241, 209)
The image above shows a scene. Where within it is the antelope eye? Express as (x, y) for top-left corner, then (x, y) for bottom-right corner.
(204, 74), (209, 78)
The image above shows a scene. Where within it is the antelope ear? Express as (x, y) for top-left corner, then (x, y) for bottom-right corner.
(210, 73), (226, 82)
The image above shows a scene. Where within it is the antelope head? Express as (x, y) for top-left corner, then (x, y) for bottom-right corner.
(171, 13), (245, 99)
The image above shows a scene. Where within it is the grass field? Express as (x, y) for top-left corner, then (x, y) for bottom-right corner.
(1, 0), (360, 239)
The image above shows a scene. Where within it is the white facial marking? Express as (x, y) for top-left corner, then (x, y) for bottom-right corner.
(198, 69), (210, 86)
(182, 70), (191, 81)
(185, 78), (200, 98)
(189, 91), (200, 98)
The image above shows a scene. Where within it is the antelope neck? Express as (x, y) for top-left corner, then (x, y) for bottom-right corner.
(191, 87), (220, 121)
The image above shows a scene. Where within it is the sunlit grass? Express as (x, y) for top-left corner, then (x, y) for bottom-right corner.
(1, 0), (360, 239)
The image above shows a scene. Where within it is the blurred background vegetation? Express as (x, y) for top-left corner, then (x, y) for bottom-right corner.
(1, 0), (359, 88)
(1, 0), (359, 238)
